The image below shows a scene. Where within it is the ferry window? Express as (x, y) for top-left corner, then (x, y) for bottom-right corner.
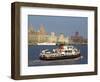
(65, 50), (72, 53)
(68, 50), (72, 53)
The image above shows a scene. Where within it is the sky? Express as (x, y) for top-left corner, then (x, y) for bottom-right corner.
(28, 15), (88, 38)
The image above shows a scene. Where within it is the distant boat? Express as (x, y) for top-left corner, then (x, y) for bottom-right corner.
(40, 44), (80, 60)
(37, 42), (56, 45)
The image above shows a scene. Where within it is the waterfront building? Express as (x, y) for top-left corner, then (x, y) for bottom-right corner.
(28, 24), (49, 44)
(58, 33), (65, 44)
(49, 32), (57, 43)
(65, 37), (70, 44)
(36, 24), (47, 43)
(71, 32), (87, 44)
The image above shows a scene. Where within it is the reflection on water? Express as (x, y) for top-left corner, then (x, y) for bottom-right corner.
(28, 44), (88, 66)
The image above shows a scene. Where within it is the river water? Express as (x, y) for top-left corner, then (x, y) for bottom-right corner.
(28, 44), (88, 66)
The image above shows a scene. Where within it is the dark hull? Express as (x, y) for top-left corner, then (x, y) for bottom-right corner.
(40, 54), (80, 60)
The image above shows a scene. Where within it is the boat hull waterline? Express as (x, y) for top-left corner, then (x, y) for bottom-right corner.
(40, 54), (80, 60)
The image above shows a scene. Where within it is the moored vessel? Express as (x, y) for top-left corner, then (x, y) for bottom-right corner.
(37, 42), (56, 45)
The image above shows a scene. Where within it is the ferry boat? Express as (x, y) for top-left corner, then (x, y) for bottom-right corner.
(37, 42), (56, 45)
(40, 44), (80, 60)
